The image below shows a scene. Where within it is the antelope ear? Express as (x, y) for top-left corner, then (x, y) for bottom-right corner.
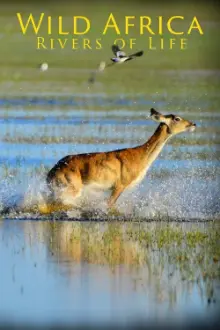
(150, 108), (166, 123)
(150, 108), (171, 126)
(150, 108), (162, 117)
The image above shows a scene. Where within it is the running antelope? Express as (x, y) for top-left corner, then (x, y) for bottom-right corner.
(46, 108), (196, 208)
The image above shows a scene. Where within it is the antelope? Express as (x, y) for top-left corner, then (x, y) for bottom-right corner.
(46, 108), (196, 209)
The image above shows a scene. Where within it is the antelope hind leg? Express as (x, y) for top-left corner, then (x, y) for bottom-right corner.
(39, 185), (82, 214)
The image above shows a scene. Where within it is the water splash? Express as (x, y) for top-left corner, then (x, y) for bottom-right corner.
(0, 164), (219, 221)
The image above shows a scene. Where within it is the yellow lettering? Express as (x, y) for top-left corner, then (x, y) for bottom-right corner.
(180, 38), (187, 49)
(167, 16), (184, 35)
(50, 38), (55, 49)
(48, 16), (52, 34)
(125, 16), (135, 34)
(103, 13), (120, 35)
(140, 16), (154, 35)
(37, 37), (47, 49)
(170, 38), (175, 49)
(158, 16), (163, 35)
(83, 38), (92, 49)
(96, 38), (102, 49)
(17, 13), (44, 34)
(114, 38), (125, 49)
(58, 38), (68, 49)
(188, 17), (203, 34)
(73, 16), (90, 35)
(149, 37), (156, 49)
(72, 38), (78, 49)
(58, 16), (69, 35)
(129, 38), (136, 49)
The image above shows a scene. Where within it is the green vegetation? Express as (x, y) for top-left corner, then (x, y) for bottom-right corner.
(42, 221), (220, 283)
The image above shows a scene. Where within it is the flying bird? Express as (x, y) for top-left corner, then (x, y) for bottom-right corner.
(88, 44), (144, 84)
(110, 44), (144, 64)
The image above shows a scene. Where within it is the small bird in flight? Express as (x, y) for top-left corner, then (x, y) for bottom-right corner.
(88, 44), (144, 84)
(110, 44), (144, 64)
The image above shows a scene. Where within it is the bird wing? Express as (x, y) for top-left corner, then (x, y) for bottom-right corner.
(128, 50), (144, 59)
(117, 51), (126, 58)
(112, 44), (121, 56)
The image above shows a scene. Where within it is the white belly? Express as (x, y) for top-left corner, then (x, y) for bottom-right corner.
(86, 181), (112, 191)
(128, 168), (148, 190)
(119, 57), (129, 63)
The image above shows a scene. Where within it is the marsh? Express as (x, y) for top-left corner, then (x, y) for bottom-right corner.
(0, 0), (219, 328)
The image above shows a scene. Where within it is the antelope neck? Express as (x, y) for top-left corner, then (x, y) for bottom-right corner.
(138, 123), (171, 163)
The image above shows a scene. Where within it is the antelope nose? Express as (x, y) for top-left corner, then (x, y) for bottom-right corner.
(190, 122), (196, 127)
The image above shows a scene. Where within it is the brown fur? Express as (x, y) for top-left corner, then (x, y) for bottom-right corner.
(46, 109), (196, 208)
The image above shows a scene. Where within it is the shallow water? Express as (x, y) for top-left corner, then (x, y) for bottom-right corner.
(0, 89), (219, 221)
(0, 221), (219, 327)
(0, 70), (220, 327)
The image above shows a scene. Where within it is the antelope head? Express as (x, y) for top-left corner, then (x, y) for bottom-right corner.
(150, 108), (196, 135)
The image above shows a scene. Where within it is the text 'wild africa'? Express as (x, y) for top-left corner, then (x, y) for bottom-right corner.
(16, 13), (204, 50)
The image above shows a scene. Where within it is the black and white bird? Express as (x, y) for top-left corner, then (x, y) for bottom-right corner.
(88, 44), (144, 84)
(110, 44), (144, 64)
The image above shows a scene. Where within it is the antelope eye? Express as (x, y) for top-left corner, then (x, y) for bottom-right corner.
(174, 117), (181, 122)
